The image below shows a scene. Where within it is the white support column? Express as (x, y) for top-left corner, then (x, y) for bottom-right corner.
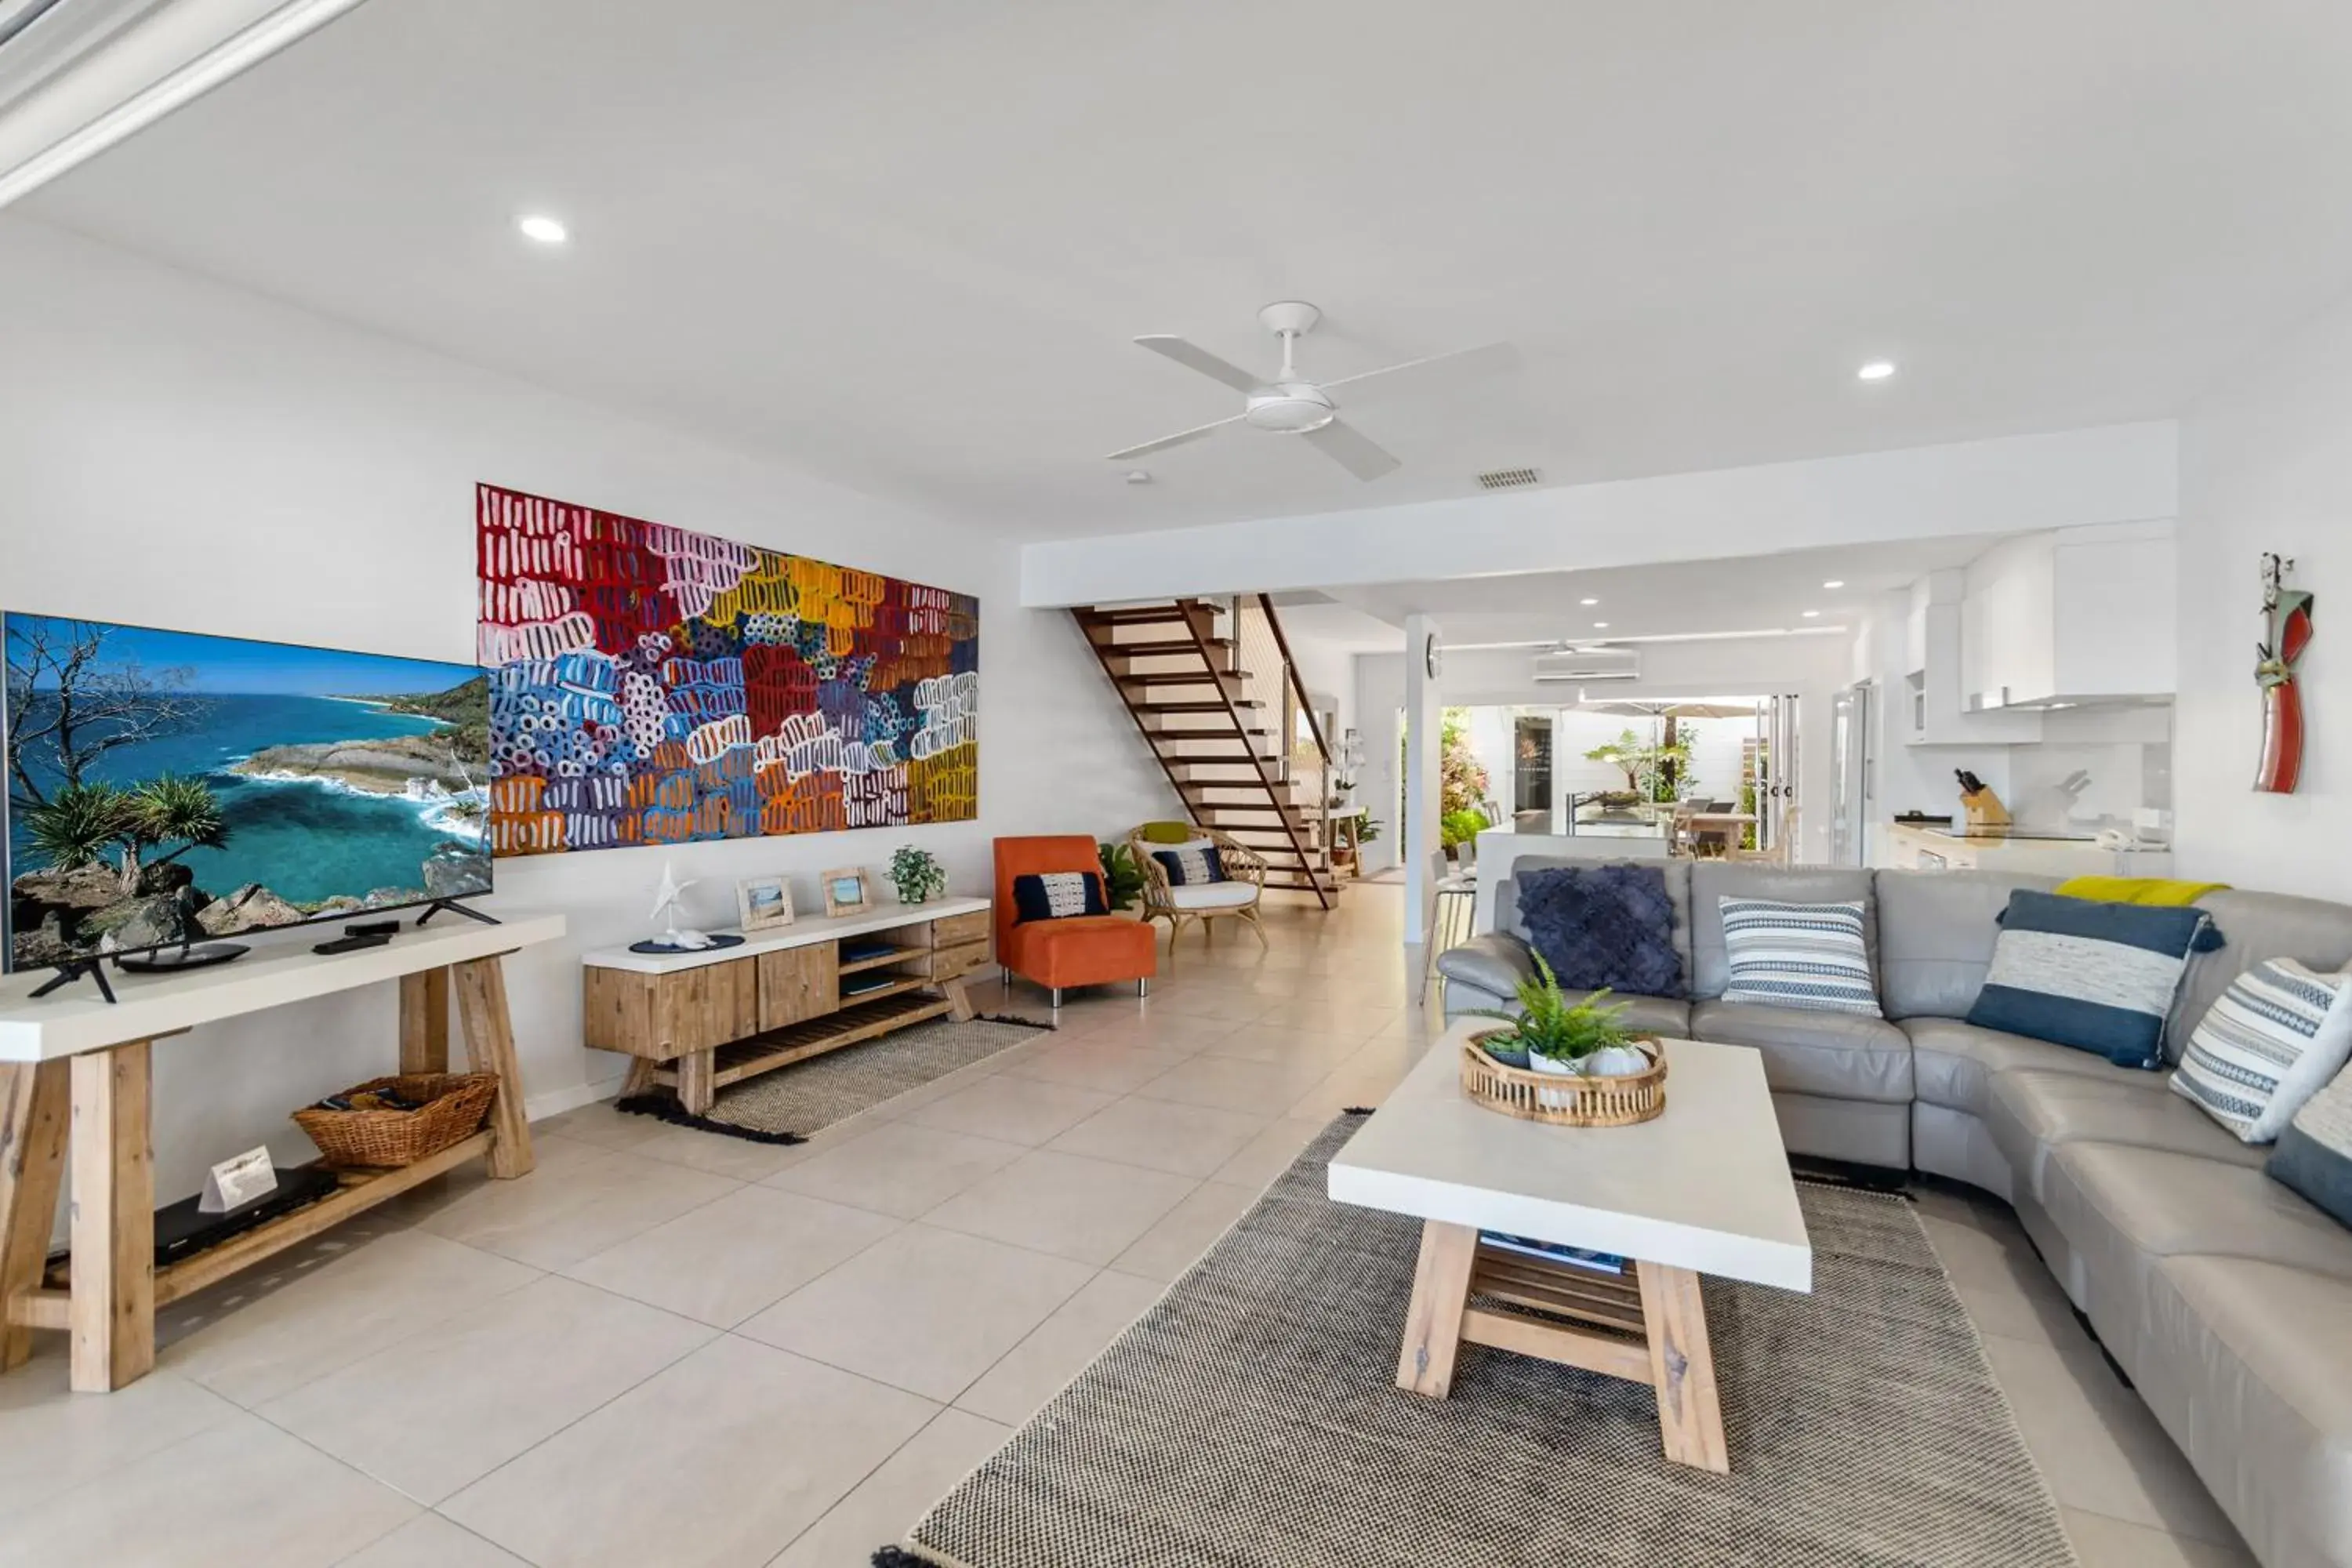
(1402, 615), (1443, 946)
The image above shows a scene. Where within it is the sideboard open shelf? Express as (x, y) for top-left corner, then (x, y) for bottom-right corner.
(580, 896), (992, 1113)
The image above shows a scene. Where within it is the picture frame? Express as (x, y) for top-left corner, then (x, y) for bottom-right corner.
(821, 867), (872, 920)
(735, 876), (795, 933)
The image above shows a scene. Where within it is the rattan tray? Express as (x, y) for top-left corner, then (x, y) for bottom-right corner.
(1461, 1031), (1668, 1127)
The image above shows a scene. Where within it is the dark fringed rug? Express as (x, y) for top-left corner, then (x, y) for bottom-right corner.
(887, 1115), (2076, 1568)
(617, 1014), (1051, 1145)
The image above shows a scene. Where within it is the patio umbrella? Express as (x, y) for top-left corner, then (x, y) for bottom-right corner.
(1570, 699), (1761, 719)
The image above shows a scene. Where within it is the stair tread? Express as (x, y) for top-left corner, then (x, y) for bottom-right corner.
(1101, 637), (1236, 655)
(1120, 671), (1250, 685)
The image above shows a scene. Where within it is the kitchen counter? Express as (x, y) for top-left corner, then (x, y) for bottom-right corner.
(1885, 823), (2172, 877)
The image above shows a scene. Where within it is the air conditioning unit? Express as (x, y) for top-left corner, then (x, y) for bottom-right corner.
(1532, 647), (1639, 684)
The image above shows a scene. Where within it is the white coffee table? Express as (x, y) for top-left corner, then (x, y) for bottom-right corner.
(1328, 1025), (1812, 1472)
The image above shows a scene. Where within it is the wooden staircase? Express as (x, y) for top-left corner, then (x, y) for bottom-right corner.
(1074, 597), (1340, 907)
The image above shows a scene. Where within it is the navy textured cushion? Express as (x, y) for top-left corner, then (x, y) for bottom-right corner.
(1515, 864), (1683, 998)
(1966, 891), (2214, 1069)
(1151, 844), (1227, 887)
(1011, 871), (1108, 923)
(2270, 1067), (2352, 1230)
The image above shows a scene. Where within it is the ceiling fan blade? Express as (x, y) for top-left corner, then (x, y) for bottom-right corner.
(1301, 418), (1401, 481)
(1104, 413), (1246, 462)
(1321, 339), (1518, 394)
(1134, 335), (1262, 393)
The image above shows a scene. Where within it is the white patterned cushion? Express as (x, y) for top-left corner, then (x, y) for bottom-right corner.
(1718, 897), (1882, 1017)
(2171, 959), (2352, 1142)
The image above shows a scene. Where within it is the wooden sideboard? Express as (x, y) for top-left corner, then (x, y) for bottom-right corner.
(0, 914), (562, 1392)
(580, 896), (993, 1114)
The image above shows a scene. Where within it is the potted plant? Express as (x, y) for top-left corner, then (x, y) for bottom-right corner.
(1465, 954), (1657, 1087)
(1097, 840), (1145, 913)
(887, 844), (948, 906)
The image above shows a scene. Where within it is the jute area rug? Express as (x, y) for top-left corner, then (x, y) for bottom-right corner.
(617, 1014), (1051, 1145)
(891, 1115), (2077, 1568)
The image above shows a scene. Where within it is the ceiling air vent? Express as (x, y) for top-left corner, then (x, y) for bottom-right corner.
(1533, 647), (1639, 684)
(1475, 466), (1541, 491)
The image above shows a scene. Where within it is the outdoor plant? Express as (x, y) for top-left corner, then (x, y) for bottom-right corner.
(887, 844), (947, 905)
(1097, 840), (1145, 911)
(1466, 953), (1637, 1069)
(1440, 809), (1486, 851)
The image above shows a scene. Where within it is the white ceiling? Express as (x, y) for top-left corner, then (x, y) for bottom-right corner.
(21, 2), (2352, 539)
(1327, 534), (2000, 647)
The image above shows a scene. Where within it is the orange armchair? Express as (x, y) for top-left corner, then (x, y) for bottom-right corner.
(993, 835), (1157, 1009)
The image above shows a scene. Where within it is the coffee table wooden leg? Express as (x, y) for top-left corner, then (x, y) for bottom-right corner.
(453, 957), (535, 1179)
(1637, 1261), (1728, 1473)
(1396, 1220), (1479, 1397)
(70, 1042), (154, 1393)
(0, 1061), (70, 1374)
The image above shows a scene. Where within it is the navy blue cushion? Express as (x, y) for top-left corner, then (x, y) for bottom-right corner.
(1011, 872), (1108, 923)
(1965, 891), (2216, 1069)
(2269, 1069), (2352, 1231)
(1150, 844), (1227, 887)
(1515, 864), (1684, 999)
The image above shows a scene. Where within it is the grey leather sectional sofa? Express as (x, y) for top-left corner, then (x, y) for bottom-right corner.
(1437, 858), (2352, 1568)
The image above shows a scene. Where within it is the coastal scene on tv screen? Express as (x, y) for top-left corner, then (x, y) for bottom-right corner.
(4, 614), (492, 970)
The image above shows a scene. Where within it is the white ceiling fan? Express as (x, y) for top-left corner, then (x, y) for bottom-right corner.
(1105, 301), (1512, 481)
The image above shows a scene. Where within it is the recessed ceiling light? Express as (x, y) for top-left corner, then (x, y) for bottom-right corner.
(1856, 361), (1896, 382)
(516, 213), (568, 245)
(1579, 597), (1599, 607)
(1802, 609), (1822, 619)
(1123, 470), (1152, 485)
(1592, 621), (1610, 630)
(1822, 579), (1845, 590)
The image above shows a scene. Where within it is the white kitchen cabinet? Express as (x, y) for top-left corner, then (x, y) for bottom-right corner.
(1904, 572), (2042, 745)
(1961, 524), (2176, 711)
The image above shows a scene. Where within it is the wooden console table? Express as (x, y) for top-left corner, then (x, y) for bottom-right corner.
(580, 897), (992, 1114)
(0, 914), (563, 1392)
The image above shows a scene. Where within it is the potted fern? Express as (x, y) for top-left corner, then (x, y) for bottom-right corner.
(1465, 954), (1661, 1114)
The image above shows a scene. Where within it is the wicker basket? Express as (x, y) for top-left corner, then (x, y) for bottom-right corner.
(1460, 1031), (1668, 1127)
(294, 1073), (499, 1169)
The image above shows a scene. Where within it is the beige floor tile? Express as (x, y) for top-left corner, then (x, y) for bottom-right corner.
(415, 1147), (742, 1270)
(1981, 1331), (2241, 1544)
(536, 1101), (670, 1152)
(0, 1359), (241, 1519)
(996, 1036), (1198, 1094)
(1917, 1210), (2083, 1344)
(737, 1224), (1094, 1401)
(624, 1120), (832, 1181)
(443, 1337), (937, 1568)
(1206, 1115), (1330, 1190)
(1046, 1095), (1270, 1178)
(160, 1229), (539, 1408)
(1286, 1058), (1410, 1120)
(768, 1407), (1011, 1567)
(956, 1269), (1166, 1425)
(921, 1148), (1197, 1265)
(1134, 985), (1276, 1022)
(1247, 1000), (1399, 1035)
(0, 1411), (417, 1568)
(1197, 1025), (1377, 1066)
(2063, 1507), (2256, 1567)
(1109, 1178), (1261, 1283)
(339, 1512), (529, 1567)
(562, 1185), (902, 1327)
(1131, 1052), (1332, 1114)
(1070, 1011), (1243, 1053)
(896, 1074), (1118, 1145)
(762, 1120), (1030, 1219)
(260, 1274), (714, 1504)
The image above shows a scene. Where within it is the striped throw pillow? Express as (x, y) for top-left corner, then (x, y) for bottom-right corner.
(2270, 1066), (2352, 1229)
(2170, 960), (2352, 1142)
(1966, 891), (2213, 1069)
(1719, 898), (1882, 1017)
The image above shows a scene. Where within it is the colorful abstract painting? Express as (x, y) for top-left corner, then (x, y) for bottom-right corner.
(476, 484), (978, 855)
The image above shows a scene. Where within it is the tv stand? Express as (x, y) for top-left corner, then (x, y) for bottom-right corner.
(27, 958), (116, 1004)
(416, 898), (500, 928)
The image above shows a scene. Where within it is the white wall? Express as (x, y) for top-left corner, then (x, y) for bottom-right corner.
(1022, 423), (2180, 605)
(0, 220), (1173, 1207)
(2174, 288), (2352, 898)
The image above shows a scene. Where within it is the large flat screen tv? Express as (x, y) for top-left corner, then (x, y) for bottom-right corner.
(4, 613), (492, 972)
